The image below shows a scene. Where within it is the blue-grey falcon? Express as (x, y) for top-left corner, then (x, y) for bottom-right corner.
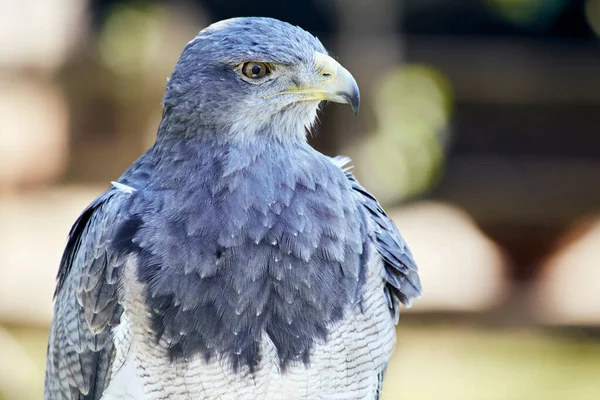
(44, 17), (421, 400)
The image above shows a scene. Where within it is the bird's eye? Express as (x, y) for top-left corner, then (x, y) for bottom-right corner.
(241, 62), (270, 79)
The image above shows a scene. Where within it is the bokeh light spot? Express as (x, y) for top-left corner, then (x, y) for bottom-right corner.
(484, 0), (567, 29)
(98, 4), (167, 75)
(351, 65), (452, 204)
(585, 0), (600, 37)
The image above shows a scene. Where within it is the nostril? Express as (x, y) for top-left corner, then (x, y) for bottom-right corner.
(322, 72), (332, 78)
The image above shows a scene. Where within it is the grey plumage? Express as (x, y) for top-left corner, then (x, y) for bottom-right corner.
(45, 17), (421, 400)
(46, 190), (127, 399)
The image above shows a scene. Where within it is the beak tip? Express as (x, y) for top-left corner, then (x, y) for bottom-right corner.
(310, 53), (361, 115)
(352, 98), (360, 116)
(344, 91), (360, 116)
(347, 80), (360, 116)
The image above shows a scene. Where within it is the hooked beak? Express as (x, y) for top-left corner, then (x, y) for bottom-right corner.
(269, 52), (360, 115)
(313, 52), (360, 115)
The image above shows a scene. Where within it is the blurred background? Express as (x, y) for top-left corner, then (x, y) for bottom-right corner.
(1, 0), (599, 399)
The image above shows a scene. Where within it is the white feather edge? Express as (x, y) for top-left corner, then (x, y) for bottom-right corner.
(111, 181), (136, 194)
(330, 155), (353, 172)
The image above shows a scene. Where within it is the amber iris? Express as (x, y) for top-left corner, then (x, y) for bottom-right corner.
(241, 62), (270, 79)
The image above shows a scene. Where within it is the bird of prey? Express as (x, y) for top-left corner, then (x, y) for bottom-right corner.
(45, 17), (421, 400)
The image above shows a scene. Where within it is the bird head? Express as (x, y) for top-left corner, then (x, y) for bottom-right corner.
(161, 17), (359, 142)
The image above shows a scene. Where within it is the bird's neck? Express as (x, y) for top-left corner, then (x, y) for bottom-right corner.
(143, 131), (319, 192)
(156, 104), (315, 145)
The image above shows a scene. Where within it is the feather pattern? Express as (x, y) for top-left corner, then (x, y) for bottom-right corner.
(332, 156), (422, 322)
(45, 188), (135, 399)
(44, 16), (421, 400)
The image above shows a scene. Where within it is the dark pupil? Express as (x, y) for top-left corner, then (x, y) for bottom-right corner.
(251, 65), (262, 76)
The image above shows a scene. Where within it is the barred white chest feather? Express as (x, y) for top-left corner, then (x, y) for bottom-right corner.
(102, 247), (394, 400)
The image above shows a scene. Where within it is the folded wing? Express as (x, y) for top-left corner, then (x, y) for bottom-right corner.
(45, 188), (132, 400)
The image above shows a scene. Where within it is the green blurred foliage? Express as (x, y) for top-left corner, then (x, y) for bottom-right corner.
(354, 65), (452, 204)
(98, 3), (169, 77)
(385, 325), (600, 400)
(484, 0), (568, 29)
(585, 0), (600, 37)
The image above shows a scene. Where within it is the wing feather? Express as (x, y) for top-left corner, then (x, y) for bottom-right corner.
(45, 189), (131, 399)
(332, 156), (422, 322)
